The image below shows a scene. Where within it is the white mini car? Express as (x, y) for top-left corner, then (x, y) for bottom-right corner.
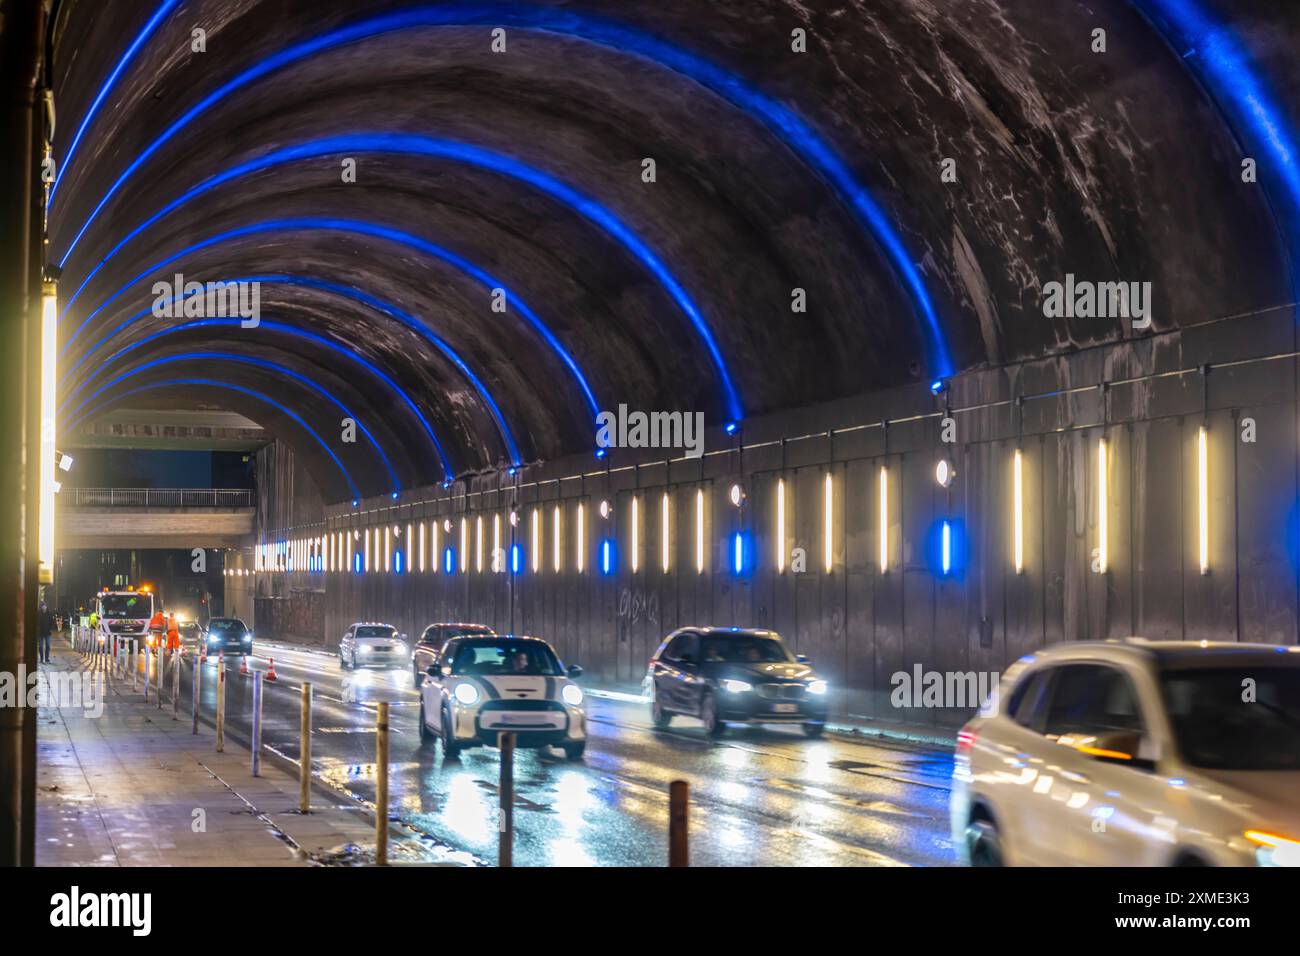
(952, 640), (1300, 866)
(418, 635), (587, 760)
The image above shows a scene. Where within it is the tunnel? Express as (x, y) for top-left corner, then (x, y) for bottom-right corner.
(2, 0), (1300, 872)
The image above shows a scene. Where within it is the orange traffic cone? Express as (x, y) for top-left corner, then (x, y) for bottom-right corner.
(240, 654), (249, 676)
(265, 658), (277, 682)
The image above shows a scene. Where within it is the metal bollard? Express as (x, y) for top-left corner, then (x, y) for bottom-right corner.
(192, 654), (201, 734)
(251, 671), (263, 777)
(143, 646), (150, 703)
(171, 649), (181, 719)
(155, 646), (163, 709)
(669, 780), (689, 867)
(375, 701), (390, 865)
(215, 661), (226, 753)
(299, 682), (312, 813)
(499, 731), (515, 868)
(131, 641), (138, 691)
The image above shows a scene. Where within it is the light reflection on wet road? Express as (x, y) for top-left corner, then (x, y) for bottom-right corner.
(184, 640), (956, 867)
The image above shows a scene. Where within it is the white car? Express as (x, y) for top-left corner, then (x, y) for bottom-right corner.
(339, 622), (409, 670)
(418, 635), (587, 760)
(952, 640), (1300, 866)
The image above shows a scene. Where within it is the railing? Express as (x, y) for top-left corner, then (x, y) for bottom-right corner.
(67, 487), (253, 508)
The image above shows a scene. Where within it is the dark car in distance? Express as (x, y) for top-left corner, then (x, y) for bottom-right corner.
(204, 617), (253, 655)
(646, 627), (829, 738)
(411, 622), (496, 684)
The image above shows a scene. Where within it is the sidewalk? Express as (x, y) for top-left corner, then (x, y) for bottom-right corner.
(36, 634), (452, 866)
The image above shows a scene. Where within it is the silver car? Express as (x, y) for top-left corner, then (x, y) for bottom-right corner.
(339, 622), (409, 670)
(952, 640), (1300, 866)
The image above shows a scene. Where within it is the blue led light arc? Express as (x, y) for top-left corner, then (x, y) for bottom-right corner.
(61, 313), (453, 480)
(63, 269), (529, 467)
(49, 0), (182, 208)
(1136, 0), (1300, 252)
(61, 351), (401, 496)
(59, 140), (696, 421)
(68, 378), (361, 501)
(52, 4), (972, 413)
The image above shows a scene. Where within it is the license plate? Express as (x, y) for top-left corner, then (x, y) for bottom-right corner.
(499, 715), (543, 725)
(772, 703), (798, 713)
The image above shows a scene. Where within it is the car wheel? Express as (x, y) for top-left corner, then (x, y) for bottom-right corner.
(441, 708), (462, 759)
(563, 741), (586, 761)
(701, 693), (725, 738)
(966, 817), (1003, 867)
(418, 700), (433, 745)
(651, 692), (672, 729)
(802, 721), (826, 738)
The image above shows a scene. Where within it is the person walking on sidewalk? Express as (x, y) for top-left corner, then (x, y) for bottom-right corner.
(38, 601), (55, 664)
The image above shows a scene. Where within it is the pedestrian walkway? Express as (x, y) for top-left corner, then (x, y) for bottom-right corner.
(36, 633), (430, 866)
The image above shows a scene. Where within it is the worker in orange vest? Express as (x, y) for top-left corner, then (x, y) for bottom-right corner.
(166, 613), (181, 653)
(148, 608), (166, 651)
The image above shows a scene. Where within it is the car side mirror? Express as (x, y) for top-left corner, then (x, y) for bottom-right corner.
(1079, 730), (1157, 771)
(796, 654), (811, 663)
(440, 665), (453, 677)
(400, 633), (408, 642)
(426, 665), (439, 677)
(567, 664), (584, 679)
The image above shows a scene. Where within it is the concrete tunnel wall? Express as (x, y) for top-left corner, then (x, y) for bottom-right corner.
(228, 304), (1300, 728)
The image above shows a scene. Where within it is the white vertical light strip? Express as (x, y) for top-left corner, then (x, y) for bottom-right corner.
(406, 524), (412, 572)
(576, 503), (585, 573)
(460, 518), (468, 572)
(823, 472), (834, 573)
(493, 513), (501, 573)
(631, 497), (640, 573)
(878, 466), (889, 573)
(347, 532), (354, 571)
(695, 488), (705, 573)
(661, 492), (671, 573)
(384, 527), (391, 573)
(364, 528), (371, 573)
(552, 504), (562, 572)
(776, 478), (786, 573)
(1198, 425), (1209, 575)
(476, 515), (484, 573)
(431, 520), (439, 574)
(418, 522), (426, 573)
(1097, 437), (1109, 574)
(531, 508), (540, 573)
(1013, 449), (1024, 575)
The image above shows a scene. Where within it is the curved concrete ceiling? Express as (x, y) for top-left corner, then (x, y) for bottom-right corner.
(48, 0), (1300, 502)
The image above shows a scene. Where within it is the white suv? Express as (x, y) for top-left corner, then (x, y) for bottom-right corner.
(952, 640), (1300, 866)
(339, 622), (408, 670)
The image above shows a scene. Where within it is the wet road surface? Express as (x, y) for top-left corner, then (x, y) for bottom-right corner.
(173, 639), (956, 867)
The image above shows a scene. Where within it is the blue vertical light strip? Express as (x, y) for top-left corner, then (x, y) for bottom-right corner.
(354, 552), (362, 574)
(444, 547), (455, 575)
(395, 551), (403, 574)
(511, 544), (522, 575)
(48, 0), (182, 207)
(941, 521), (952, 576)
(67, 378), (361, 500)
(733, 532), (744, 575)
(601, 539), (613, 575)
(1137, 1), (1300, 254)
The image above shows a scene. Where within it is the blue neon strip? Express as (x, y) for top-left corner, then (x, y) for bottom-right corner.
(62, 313), (452, 478)
(1138, 1), (1300, 238)
(64, 270), (527, 466)
(56, 4), (960, 409)
(60, 350), (401, 496)
(68, 378), (360, 499)
(733, 532), (744, 575)
(49, 0), (182, 207)
(941, 520), (951, 575)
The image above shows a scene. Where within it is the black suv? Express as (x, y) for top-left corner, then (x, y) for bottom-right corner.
(646, 627), (829, 738)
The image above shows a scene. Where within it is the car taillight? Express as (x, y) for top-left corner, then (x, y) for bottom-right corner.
(956, 728), (977, 757)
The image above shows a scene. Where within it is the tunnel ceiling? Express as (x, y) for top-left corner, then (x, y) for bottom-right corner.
(49, 0), (1300, 504)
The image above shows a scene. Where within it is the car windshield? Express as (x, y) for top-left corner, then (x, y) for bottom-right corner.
(100, 594), (150, 618)
(208, 619), (246, 633)
(356, 626), (396, 639)
(1159, 665), (1300, 771)
(701, 634), (794, 663)
(452, 641), (562, 676)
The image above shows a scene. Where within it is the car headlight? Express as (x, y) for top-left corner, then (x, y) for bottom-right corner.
(1246, 830), (1300, 867)
(721, 679), (752, 694)
(454, 682), (480, 706)
(808, 680), (828, 696)
(242, 633), (252, 642)
(562, 683), (584, 706)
